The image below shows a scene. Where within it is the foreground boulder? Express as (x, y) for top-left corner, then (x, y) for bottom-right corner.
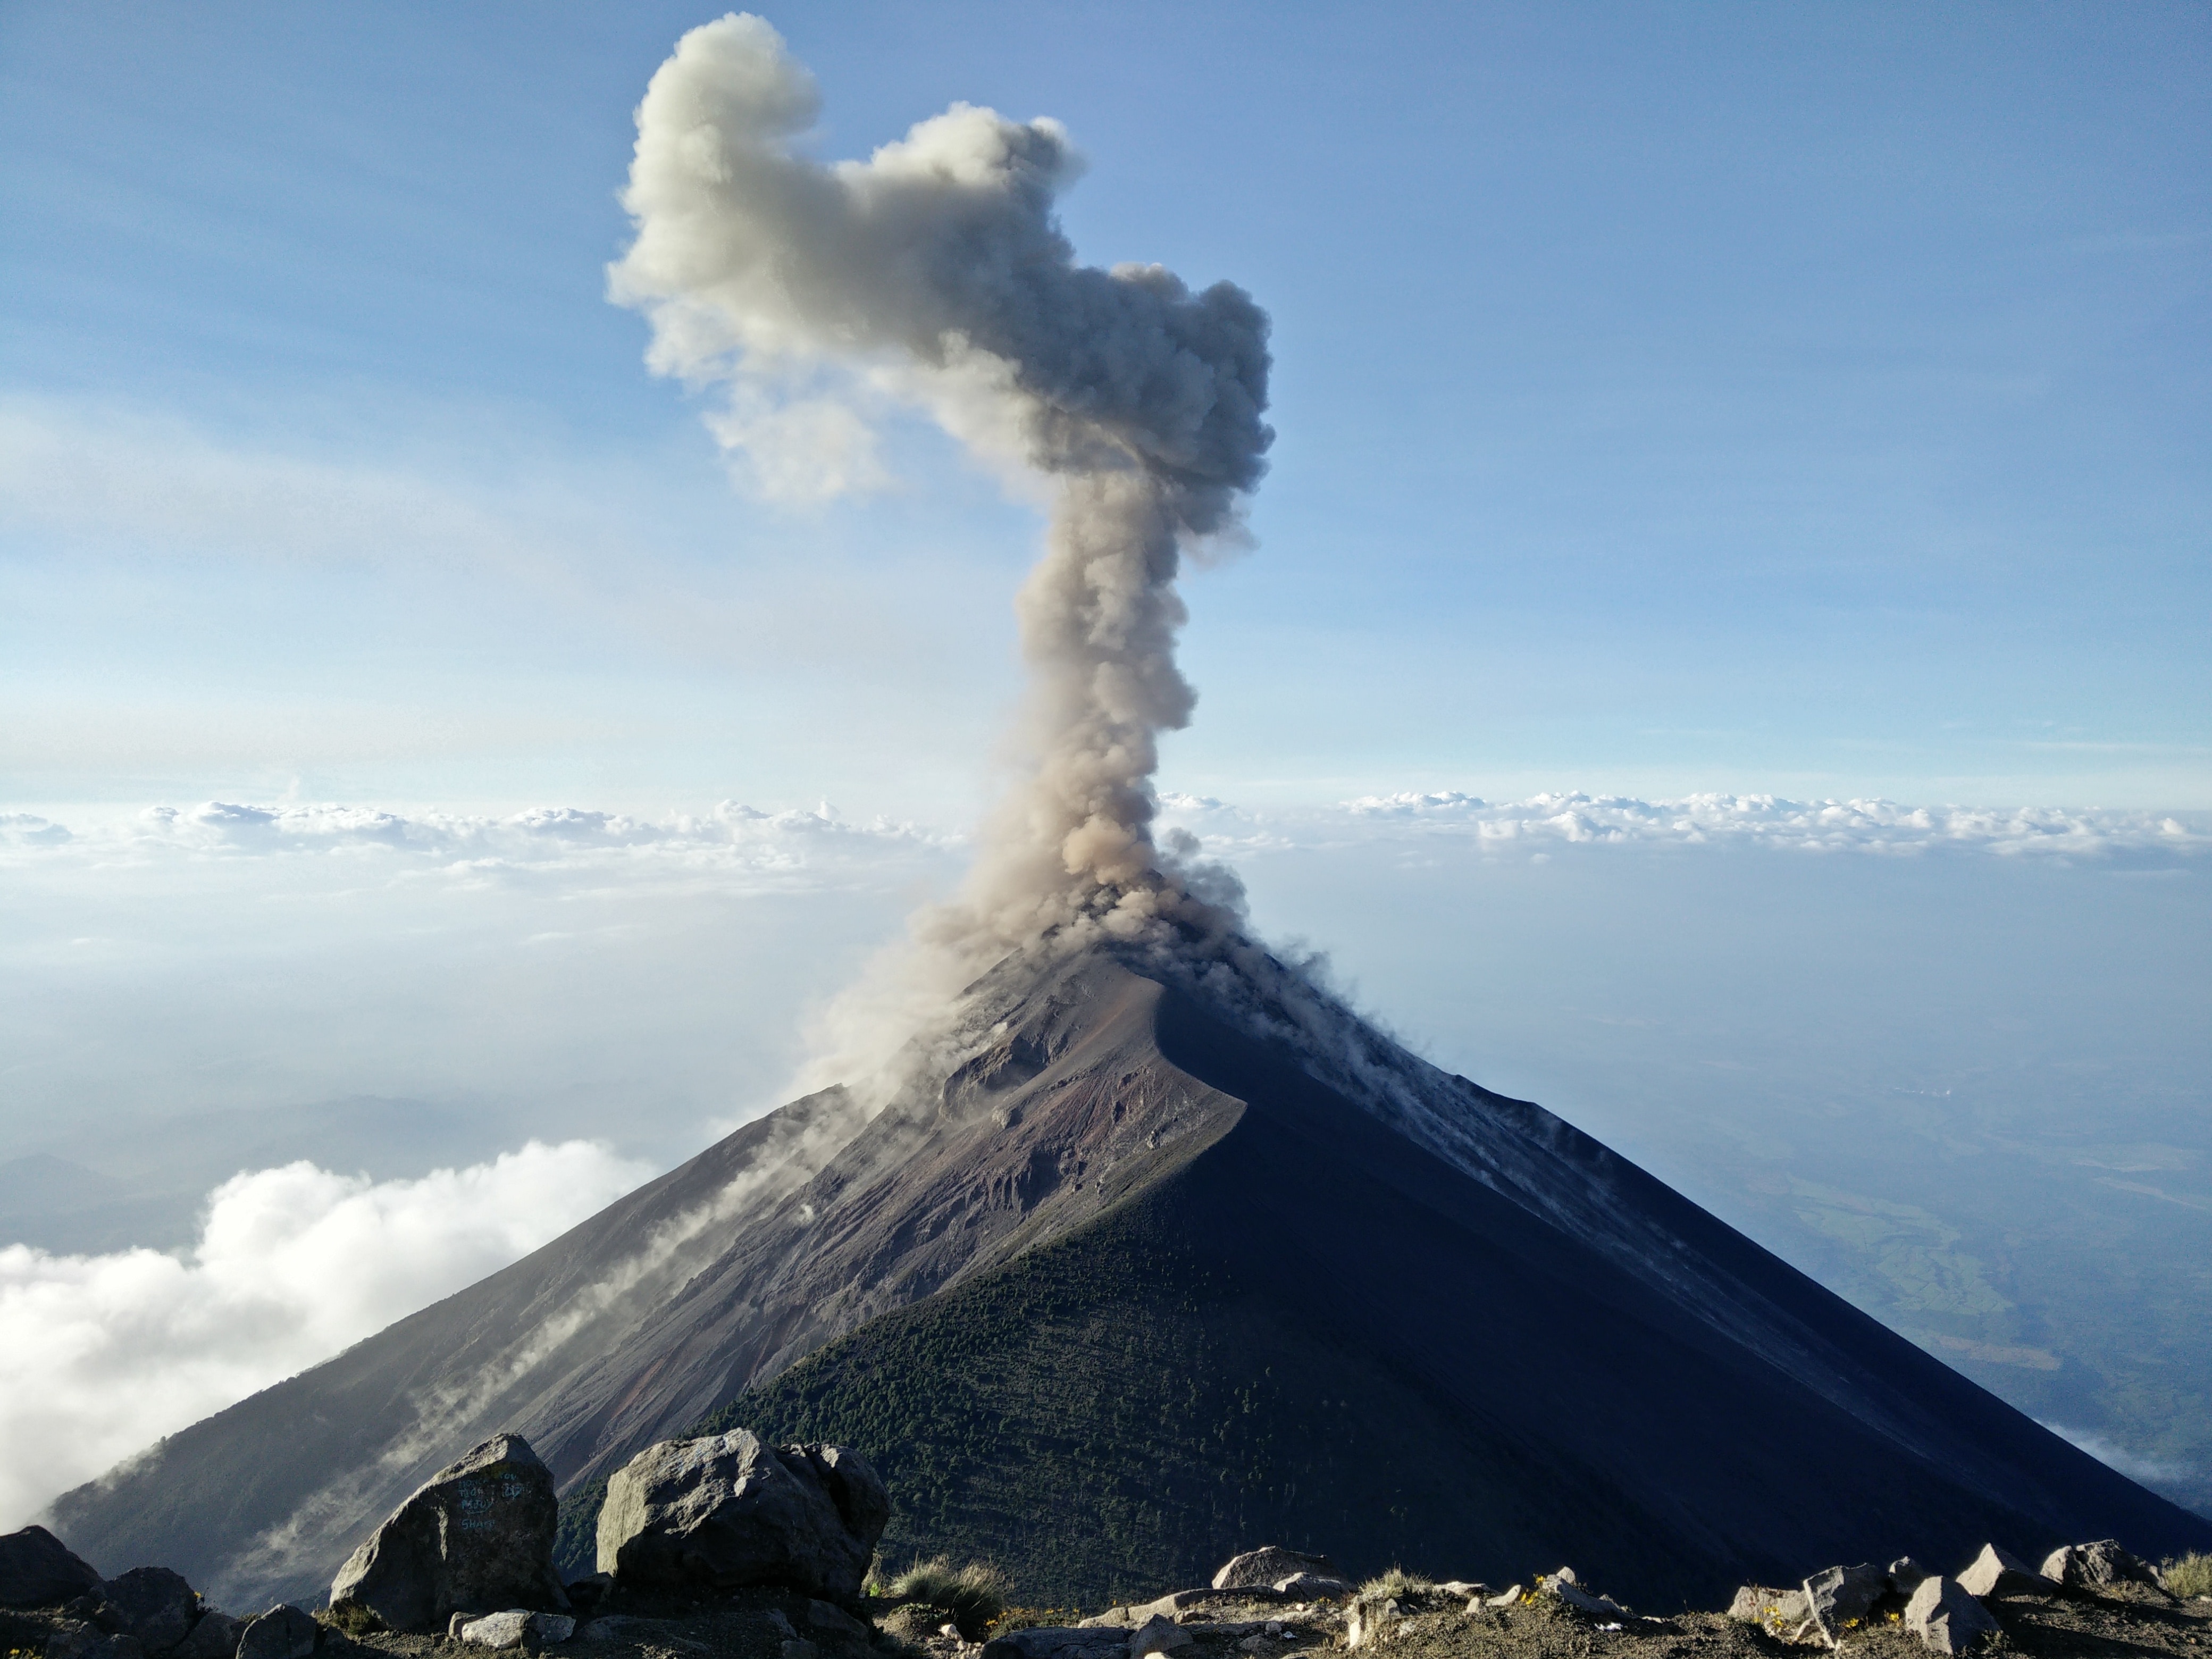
(236, 1606), (319, 1659)
(1904, 1577), (2000, 1653)
(2041, 1538), (2164, 1594)
(328, 1434), (567, 1633)
(99, 1567), (199, 1655)
(0, 1526), (104, 1608)
(596, 1431), (888, 1601)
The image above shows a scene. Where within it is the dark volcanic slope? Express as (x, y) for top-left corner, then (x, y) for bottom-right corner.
(54, 948), (2210, 1610)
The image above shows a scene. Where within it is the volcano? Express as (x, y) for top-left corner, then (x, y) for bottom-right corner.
(52, 941), (2211, 1611)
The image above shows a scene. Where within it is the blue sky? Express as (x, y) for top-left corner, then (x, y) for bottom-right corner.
(3, 2), (2211, 1526)
(3, 0), (2205, 815)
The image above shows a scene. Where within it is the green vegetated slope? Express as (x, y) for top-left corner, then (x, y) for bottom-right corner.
(557, 1171), (1650, 1606)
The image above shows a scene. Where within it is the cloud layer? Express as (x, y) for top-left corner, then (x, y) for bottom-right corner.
(0, 1140), (652, 1530)
(1159, 790), (2211, 862)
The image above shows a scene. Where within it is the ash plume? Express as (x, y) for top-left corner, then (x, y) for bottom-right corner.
(610, 13), (1272, 1039)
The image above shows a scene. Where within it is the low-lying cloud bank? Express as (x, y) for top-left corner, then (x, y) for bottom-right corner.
(6, 789), (2203, 865)
(1159, 790), (2210, 862)
(0, 1140), (652, 1531)
(1, 797), (952, 869)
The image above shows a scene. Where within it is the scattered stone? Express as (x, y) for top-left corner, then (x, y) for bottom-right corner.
(457, 1609), (574, 1648)
(174, 1610), (243, 1659)
(1904, 1577), (2000, 1654)
(596, 1431), (888, 1602)
(1483, 1586), (1524, 1610)
(1954, 1542), (2053, 1600)
(882, 1606), (953, 1642)
(1724, 1585), (1808, 1628)
(47, 1624), (144, 1659)
(0, 1525), (105, 1608)
(1268, 1574), (1350, 1599)
(1211, 1550), (1340, 1594)
(1800, 1562), (1887, 1645)
(1343, 1598), (1403, 1648)
(328, 1434), (568, 1634)
(457, 1612), (532, 1649)
(2040, 1539), (2163, 1594)
(1535, 1570), (1626, 1620)
(978, 1629), (1130, 1659)
(805, 1601), (870, 1641)
(236, 1605), (317, 1659)
(1888, 1558), (1932, 1596)
(1127, 1613), (1193, 1656)
(100, 1568), (199, 1655)
(564, 1573), (614, 1616)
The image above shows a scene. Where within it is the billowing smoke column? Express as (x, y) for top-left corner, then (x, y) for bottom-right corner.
(611, 13), (1271, 975)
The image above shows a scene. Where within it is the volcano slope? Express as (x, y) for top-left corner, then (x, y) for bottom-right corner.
(52, 944), (2211, 1611)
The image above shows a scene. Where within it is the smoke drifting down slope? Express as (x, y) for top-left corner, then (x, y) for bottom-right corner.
(611, 13), (1271, 1017)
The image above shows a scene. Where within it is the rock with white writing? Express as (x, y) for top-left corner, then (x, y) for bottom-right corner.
(328, 1435), (568, 1633)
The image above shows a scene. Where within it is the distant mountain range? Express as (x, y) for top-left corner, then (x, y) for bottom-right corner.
(51, 942), (2212, 1610)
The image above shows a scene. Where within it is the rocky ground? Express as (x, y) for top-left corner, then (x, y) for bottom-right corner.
(7, 1567), (2212, 1659)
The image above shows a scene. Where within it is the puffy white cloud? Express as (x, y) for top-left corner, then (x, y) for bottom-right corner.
(0, 1140), (653, 1530)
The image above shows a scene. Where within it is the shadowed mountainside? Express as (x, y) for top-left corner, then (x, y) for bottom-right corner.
(52, 944), (2212, 1610)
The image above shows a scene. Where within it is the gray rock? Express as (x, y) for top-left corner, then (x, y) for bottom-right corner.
(805, 1601), (870, 1641)
(1904, 1577), (2000, 1654)
(236, 1605), (317, 1659)
(979, 1630), (1128, 1659)
(1888, 1558), (1932, 1596)
(1128, 1614), (1194, 1656)
(1269, 1574), (1350, 1599)
(1954, 1542), (2052, 1600)
(458, 1612), (533, 1650)
(1724, 1585), (1808, 1628)
(596, 1431), (887, 1601)
(174, 1611), (244, 1659)
(1211, 1550), (1340, 1594)
(2040, 1539), (2163, 1594)
(1801, 1562), (1887, 1644)
(328, 1434), (567, 1633)
(1344, 1599), (1404, 1648)
(781, 1643), (818, 1659)
(101, 1568), (200, 1655)
(1483, 1586), (1524, 1609)
(47, 1624), (145, 1659)
(0, 1525), (105, 1608)
(459, 1610), (573, 1648)
(1535, 1571), (1626, 1620)
(882, 1606), (954, 1641)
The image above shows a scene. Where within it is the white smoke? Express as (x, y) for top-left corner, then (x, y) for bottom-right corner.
(1, 1142), (651, 1531)
(611, 13), (1272, 1063)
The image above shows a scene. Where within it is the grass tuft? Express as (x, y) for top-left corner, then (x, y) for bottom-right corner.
(2162, 1553), (2212, 1598)
(1357, 1568), (1435, 1600)
(885, 1558), (1010, 1636)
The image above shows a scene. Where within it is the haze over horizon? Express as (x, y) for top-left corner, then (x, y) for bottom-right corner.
(2, 0), (2207, 1560)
